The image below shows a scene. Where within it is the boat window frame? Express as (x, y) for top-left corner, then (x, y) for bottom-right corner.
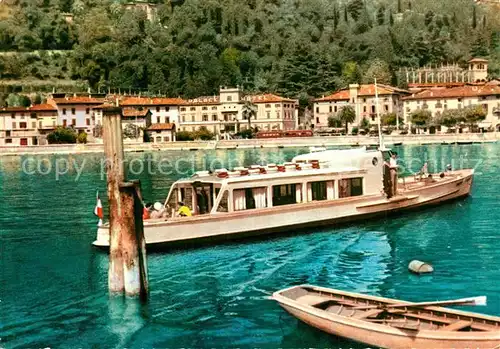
(310, 180), (328, 201)
(272, 183), (299, 207)
(338, 177), (364, 198)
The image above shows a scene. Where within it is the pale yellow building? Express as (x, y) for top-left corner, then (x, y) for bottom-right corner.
(32, 104), (58, 145)
(179, 87), (297, 135)
(0, 106), (40, 146)
(403, 85), (500, 132)
(313, 84), (410, 130)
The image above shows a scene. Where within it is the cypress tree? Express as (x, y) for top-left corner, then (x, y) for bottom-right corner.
(333, 3), (340, 30)
(397, 0), (402, 13)
(377, 5), (385, 26)
(389, 9), (394, 26)
(344, 6), (348, 23)
(472, 6), (477, 29)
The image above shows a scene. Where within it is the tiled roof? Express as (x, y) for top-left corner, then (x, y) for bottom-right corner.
(122, 108), (150, 117)
(51, 97), (105, 105)
(30, 104), (58, 112)
(244, 93), (297, 104)
(486, 79), (500, 86)
(469, 58), (489, 63)
(0, 106), (30, 113)
(0, 104), (57, 113)
(403, 85), (500, 100)
(93, 103), (116, 109)
(148, 123), (175, 131)
(121, 97), (186, 106)
(314, 84), (409, 102)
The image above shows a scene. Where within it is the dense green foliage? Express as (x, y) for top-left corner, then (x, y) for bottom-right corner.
(381, 112), (403, 126)
(176, 127), (215, 141)
(47, 126), (77, 144)
(1, 0), (500, 98)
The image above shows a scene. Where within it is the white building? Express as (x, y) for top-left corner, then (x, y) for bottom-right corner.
(120, 97), (184, 128)
(403, 84), (500, 132)
(48, 96), (105, 135)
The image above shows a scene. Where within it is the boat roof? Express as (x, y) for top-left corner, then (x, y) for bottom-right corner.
(175, 166), (366, 185)
(292, 147), (378, 162)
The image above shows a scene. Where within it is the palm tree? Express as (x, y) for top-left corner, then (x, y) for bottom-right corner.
(241, 100), (257, 131)
(338, 106), (356, 134)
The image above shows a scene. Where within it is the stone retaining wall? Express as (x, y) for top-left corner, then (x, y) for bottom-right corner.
(0, 133), (498, 156)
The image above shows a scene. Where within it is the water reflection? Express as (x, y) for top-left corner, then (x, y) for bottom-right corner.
(1, 145), (500, 347)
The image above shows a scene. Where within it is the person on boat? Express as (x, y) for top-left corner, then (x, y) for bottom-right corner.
(177, 201), (192, 217)
(389, 152), (399, 197)
(150, 202), (166, 219)
(143, 202), (152, 220)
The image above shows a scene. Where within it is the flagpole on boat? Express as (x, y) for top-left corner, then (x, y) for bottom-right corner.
(374, 78), (385, 150)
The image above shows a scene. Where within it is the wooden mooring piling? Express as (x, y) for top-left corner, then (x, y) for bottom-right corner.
(102, 106), (148, 300)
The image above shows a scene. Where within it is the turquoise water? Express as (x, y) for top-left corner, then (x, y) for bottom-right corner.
(1, 144), (500, 348)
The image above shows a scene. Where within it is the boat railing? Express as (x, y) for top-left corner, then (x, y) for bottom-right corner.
(192, 159), (332, 179)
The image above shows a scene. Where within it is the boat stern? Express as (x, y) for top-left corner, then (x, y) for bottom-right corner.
(92, 224), (110, 248)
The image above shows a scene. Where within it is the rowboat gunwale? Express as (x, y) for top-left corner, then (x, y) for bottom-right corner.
(272, 284), (500, 342)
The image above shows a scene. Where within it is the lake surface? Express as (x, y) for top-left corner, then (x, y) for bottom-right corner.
(1, 144), (500, 348)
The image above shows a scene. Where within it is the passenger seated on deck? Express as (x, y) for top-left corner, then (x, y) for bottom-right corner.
(150, 202), (166, 219)
(177, 201), (192, 217)
(143, 202), (152, 220)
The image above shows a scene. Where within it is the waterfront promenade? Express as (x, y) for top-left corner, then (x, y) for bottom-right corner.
(0, 133), (498, 156)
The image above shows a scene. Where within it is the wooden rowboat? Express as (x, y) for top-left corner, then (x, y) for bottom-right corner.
(272, 285), (500, 349)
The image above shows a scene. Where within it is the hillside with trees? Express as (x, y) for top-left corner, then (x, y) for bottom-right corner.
(0, 0), (499, 103)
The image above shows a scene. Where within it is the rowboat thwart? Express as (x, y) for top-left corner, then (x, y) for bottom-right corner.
(93, 147), (474, 248)
(273, 285), (500, 349)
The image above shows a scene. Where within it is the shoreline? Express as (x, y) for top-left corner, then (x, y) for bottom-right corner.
(0, 133), (498, 156)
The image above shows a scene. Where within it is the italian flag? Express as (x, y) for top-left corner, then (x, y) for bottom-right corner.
(94, 191), (103, 226)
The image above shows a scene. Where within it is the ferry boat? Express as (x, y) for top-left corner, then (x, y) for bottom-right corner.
(93, 146), (474, 249)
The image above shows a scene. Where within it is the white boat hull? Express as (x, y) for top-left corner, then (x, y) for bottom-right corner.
(93, 169), (473, 249)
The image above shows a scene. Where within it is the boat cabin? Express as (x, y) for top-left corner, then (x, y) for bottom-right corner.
(163, 148), (386, 217)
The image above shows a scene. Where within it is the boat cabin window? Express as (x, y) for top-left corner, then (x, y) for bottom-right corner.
(195, 185), (212, 214)
(181, 187), (194, 211)
(165, 187), (179, 216)
(217, 190), (229, 212)
(339, 178), (363, 198)
(273, 184), (297, 206)
(233, 187), (267, 211)
(311, 181), (327, 201)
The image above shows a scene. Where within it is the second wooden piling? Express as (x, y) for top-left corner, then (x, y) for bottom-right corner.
(119, 181), (148, 300)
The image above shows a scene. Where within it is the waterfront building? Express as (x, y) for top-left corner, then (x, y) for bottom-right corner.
(147, 123), (176, 143)
(313, 84), (410, 130)
(0, 106), (40, 146)
(48, 96), (105, 136)
(403, 85), (500, 132)
(31, 104), (59, 145)
(120, 97), (184, 128)
(179, 86), (298, 135)
(122, 108), (152, 142)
